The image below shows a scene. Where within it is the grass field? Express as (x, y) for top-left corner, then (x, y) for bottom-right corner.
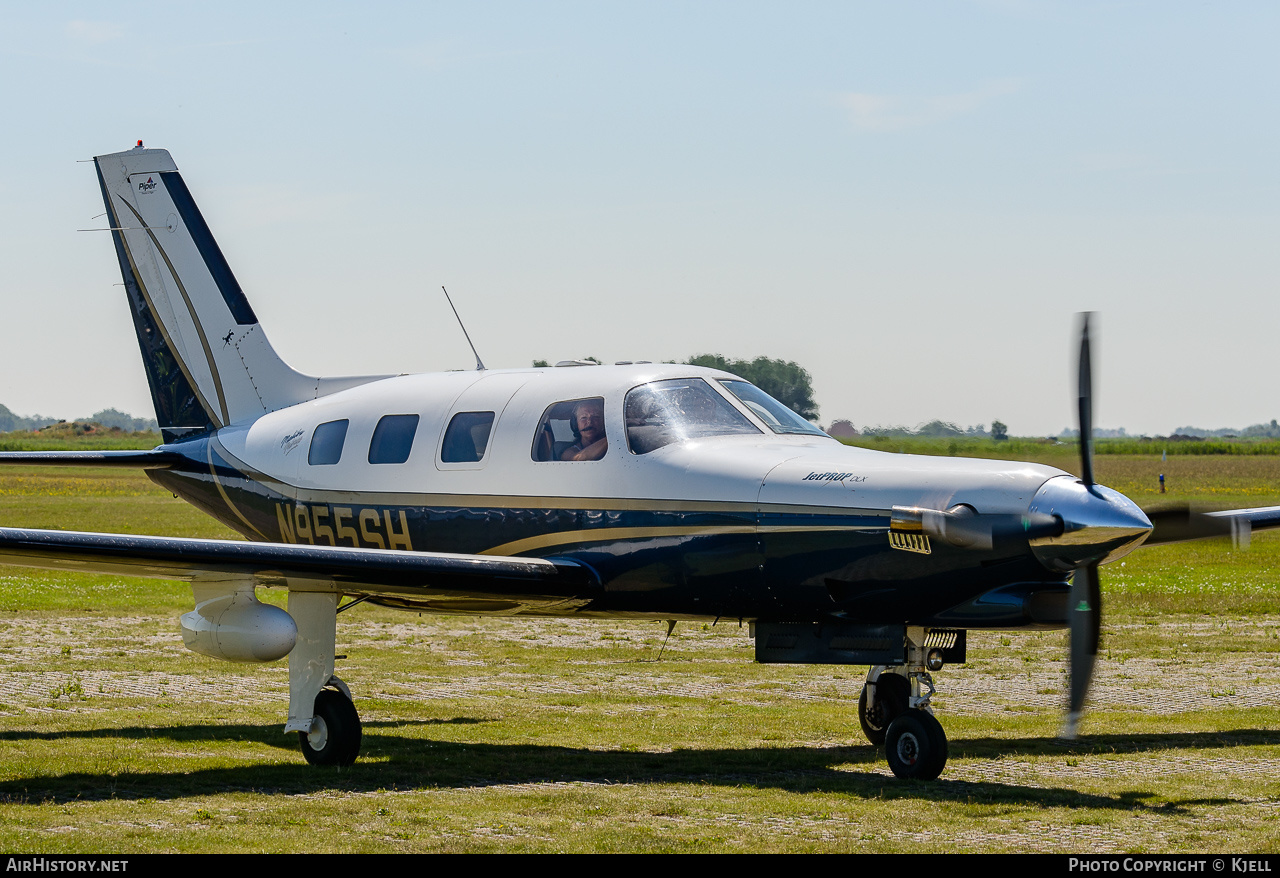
(0, 454), (1277, 853)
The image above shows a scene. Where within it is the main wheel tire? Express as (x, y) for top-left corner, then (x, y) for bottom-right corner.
(299, 688), (363, 766)
(885, 708), (948, 780)
(858, 673), (910, 745)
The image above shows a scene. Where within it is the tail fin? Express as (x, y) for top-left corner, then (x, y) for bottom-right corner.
(94, 145), (381, 442)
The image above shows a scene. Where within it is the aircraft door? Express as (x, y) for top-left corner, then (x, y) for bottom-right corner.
(434, 373), (532, 471)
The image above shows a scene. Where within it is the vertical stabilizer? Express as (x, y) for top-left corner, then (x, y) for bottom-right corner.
(94, 145), (380, 441)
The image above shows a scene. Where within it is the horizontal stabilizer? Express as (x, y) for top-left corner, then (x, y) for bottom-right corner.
(0, 450), (180, 469)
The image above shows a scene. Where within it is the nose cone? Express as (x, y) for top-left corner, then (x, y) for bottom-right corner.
(1028, 475), (1153, 571)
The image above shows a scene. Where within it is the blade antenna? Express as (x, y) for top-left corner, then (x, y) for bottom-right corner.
(442, 285), (486, 371)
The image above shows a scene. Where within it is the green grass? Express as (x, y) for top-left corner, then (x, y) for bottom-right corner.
(0, 458), (1278, 852)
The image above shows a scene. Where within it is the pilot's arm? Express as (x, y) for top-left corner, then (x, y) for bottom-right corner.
(561, 437), (608, 461)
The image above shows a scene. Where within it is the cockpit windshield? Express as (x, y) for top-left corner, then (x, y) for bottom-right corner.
(717, 379), (828, 436)
(625, 378), (761, 454)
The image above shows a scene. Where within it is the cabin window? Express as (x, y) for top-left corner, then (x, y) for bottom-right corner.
(308, 419), (349, 466)
(441, 411), (495, 463)
(717, 380), (827, 436)
(532, 397), (608, 461)
(368, 414), (420, 464)
(625, 379), (760, 454)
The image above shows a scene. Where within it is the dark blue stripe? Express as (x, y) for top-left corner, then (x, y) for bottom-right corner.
(160, 171), (258, 325)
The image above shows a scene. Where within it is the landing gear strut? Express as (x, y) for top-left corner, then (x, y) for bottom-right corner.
(858, 669), (909, 745)
(285, 589), (364, 767)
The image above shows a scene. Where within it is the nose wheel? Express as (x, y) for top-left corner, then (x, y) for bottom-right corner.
(885, 709), (948, 780)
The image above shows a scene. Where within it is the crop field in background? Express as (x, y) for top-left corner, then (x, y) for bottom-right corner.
(0, 454), (1277, 852)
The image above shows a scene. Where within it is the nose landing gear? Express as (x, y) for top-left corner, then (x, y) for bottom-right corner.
(859, 627), (952, 780)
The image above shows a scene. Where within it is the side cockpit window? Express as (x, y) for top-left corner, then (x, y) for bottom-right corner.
(442, 411), (495, 463)
(532, 398), (607, 461)
(308, 419), (349, 466)
(625, 379), (759, 454)
(369, 414), (420, 464)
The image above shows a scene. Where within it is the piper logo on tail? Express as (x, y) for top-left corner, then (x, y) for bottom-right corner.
(137, 176), (157, 193)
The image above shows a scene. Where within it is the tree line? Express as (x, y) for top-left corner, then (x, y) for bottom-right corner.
(533, 355), (819, 421)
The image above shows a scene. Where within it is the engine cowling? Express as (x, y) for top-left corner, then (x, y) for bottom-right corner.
(180, 583), (297, 663)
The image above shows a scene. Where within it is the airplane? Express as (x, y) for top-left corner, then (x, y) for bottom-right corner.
(2, 142), (1277, 781)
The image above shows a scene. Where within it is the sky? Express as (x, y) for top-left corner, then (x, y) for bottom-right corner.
(1, 2), (1276, 437)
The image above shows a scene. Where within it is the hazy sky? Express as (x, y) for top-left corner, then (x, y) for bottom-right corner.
(1, 2), (1276, 436)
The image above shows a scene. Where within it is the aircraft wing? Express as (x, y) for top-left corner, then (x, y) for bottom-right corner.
(0, 527), (599, 606)
(1143, 505), (1280, 546)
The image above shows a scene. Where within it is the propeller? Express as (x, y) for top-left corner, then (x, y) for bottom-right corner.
(1063, 312), (1101, 740)
(1057, 313), (1273, 735)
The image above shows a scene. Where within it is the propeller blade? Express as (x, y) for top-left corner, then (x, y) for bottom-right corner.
(1062, 562), (1101, 740)
(1077, 312), (1095, 489)
(1142, 505), (1234, 546)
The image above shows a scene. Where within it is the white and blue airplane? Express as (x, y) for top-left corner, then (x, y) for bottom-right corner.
(1, 143), (1274, 780)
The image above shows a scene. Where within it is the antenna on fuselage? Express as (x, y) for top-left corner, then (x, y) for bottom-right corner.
(441, 285), (486, 371)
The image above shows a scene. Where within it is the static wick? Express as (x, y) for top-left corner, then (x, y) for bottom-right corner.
(442, 285), (486, 371)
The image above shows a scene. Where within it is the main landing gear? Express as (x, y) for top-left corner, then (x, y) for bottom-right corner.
(858, 629), (951, 780)
(285, 590), (364, 767)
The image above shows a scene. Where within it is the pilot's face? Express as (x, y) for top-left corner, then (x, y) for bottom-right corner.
(575, 403), (604, 444)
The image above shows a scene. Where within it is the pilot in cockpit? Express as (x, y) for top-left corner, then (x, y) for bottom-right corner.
(561, 399), (608, 461)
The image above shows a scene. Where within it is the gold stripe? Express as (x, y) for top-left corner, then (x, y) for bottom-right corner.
(758, 501), (886, 516)
(757, 524), (882, 534)
(206, 443), (268, 539)
(112, 196), (225, 428)
(478, 522), (882, 557)
(117, 196), (230, 424)
(479, 525), (757, 556)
